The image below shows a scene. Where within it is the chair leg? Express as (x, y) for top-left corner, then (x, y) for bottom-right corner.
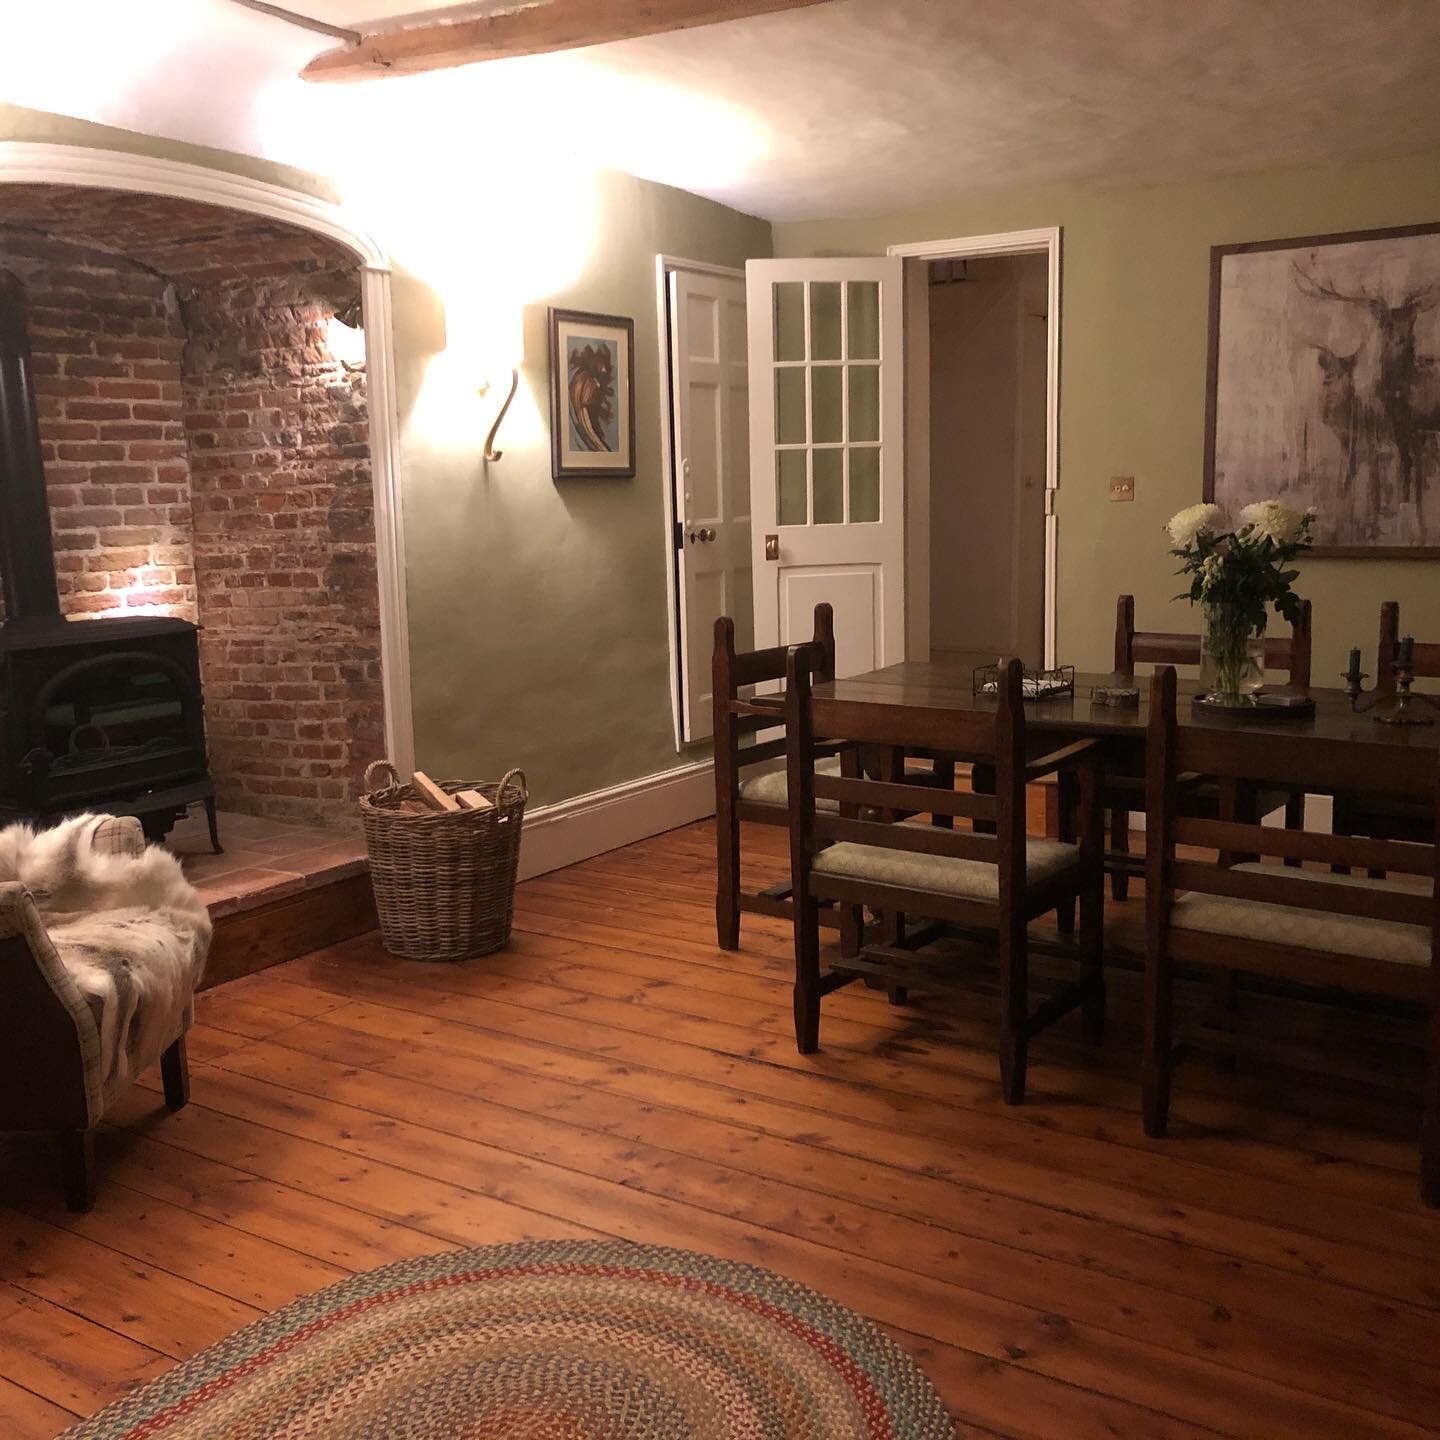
(929, 757), (955, 830)
(1055, 772), (1077, 936)
(793, 899), (822, 1055)
(1109, 808), (1130, 901)
(1142, 945), (1173, 1139)
(888, 985), (909, 1007)
(60, 1129), (96, 1213)
(998, 924), (1029, 1105)
(715, 805), (741, 951)
(1079, 874), (1105, 1046)
(1422, 1004), (1439, 1209)
(161, 1035), (190, 1111)
(1214, 969), (1240, 1075)
(1282, 792), (1304, 868)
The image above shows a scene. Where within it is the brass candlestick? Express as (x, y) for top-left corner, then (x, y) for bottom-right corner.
(1343, 637), (1438, 726)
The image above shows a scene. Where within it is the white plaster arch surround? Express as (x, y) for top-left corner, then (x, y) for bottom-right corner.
(0, 141), (415, 778)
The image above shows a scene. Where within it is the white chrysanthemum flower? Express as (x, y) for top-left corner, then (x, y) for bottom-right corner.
(1166, 503), (1224, 548)
(1239, 499), (1307, 545)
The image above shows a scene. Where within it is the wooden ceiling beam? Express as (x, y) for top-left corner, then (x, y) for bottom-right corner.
(301, 0), (837, 82)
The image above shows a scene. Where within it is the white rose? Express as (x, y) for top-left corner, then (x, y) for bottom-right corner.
(1166, 503), (1224, 548)
(1239, 499), (1307, 545)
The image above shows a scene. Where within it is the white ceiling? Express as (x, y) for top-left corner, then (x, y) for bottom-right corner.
(3, 0), (1440, 224)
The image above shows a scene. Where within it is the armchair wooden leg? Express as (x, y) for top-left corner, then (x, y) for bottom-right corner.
(715, 802), (741, 951)
(1214, 969), (1239, 1075)
(887, 985), (909, 1007)
(1109, 808), (1130, 901)
(61, 1129), (96, 1213)
(1142, 946), (1174, 1139)
(162, 1036), (190, 1111)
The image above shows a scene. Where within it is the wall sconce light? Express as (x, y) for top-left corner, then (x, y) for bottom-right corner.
(480, 367), (519, 463)
(325, 299), (367, 367)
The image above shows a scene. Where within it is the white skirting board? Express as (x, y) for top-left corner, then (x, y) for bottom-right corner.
(518, 759), (716, 881)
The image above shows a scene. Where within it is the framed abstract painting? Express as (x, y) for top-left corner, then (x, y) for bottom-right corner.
(1204, 221), (1440, 558)
(548, 308), (636, 479)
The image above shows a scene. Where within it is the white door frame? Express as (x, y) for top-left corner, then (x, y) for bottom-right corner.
(654, 253), (745, 752)
(0, 141), (415, 775)
(888, 227), (1061, 668)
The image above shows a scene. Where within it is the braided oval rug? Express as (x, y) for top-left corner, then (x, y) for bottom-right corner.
(63, 1240), (955, 1439)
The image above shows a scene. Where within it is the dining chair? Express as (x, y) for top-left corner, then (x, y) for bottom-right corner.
(1142, 664), (1439, 1207)
(713, 606), (957, 951)
(1333, 601), (1439, 865)
(785, 652), (1106, 1104)
(1106, 593), (1313, 898)
(713, 604), (840, 950)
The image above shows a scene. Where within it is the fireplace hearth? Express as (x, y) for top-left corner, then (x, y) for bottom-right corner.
(1, 269), (218, 844)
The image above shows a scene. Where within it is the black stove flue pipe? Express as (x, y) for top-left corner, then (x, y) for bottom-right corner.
(0, 268), (62, 623)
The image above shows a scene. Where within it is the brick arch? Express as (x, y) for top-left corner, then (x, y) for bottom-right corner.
(0, 175), (393, 824)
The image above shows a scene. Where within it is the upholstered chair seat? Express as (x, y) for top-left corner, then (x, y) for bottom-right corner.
(814, 832), (1080, 902)
(1172, 864), (1432, 967)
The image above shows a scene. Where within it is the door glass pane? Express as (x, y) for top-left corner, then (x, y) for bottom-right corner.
(849, 447), (880, 523)
(776, 449), (807, 525)
(810, 282), (842, 361)
(776, 367), (806, 445)
(774, 282), (805, 361)
(848, 364), (879, 442)
(847, 281), (880, 359)
(813, 449), (844, 524)
(811, 365), (842, 443)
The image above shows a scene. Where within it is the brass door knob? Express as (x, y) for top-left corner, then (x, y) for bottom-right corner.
(764, 533), (780, 561)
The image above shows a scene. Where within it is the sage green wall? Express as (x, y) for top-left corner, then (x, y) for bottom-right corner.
(0, 105), (773, 807)
(402, 173), (771, 803)
(776, 150), (1440, 682)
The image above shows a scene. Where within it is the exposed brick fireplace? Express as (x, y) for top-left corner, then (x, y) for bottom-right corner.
(0, 186), (383, 826)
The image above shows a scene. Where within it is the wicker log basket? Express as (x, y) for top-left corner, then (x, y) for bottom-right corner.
(360, 761), (527, 961)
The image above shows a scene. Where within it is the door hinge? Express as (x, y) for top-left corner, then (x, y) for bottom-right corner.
(1044, 489), (1056, 518)
(674, 520), (685, 550)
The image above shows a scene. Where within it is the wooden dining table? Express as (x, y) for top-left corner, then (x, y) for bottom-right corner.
(804, 657), (1440, 764)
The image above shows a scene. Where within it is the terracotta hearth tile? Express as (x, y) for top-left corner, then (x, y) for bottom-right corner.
(197, 867), (310, 918)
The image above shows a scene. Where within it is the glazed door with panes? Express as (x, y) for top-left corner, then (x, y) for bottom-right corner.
(745, 258), (904, 676)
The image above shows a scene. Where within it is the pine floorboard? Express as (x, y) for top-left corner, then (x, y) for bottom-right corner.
(1, 819), (1438, 1437)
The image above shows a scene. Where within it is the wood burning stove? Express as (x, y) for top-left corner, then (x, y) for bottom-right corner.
(0, 269), (218, 846)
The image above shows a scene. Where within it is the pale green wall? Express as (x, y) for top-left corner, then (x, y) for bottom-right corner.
(776, 150), (1440, 683)
(0, 105), (773, 807)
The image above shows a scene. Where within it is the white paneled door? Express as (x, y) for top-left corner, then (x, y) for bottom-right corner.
(670, 267), (751, 742)
(745, 258), (905, 677)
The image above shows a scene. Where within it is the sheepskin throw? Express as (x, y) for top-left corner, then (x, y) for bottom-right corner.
(0, 814), (211, 1099)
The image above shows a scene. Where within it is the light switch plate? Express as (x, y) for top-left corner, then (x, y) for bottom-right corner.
(1109, 475), (1136, 502)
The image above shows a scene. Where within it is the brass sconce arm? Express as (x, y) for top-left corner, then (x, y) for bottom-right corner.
(483, 367), (520, 463)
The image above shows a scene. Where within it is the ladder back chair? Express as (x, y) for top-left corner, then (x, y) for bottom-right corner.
(1142, 665), (1439, 1206)
(713, 604), (840, 950)
(1333, 601), (1440, 861)
(713, 605), (956, 950)
(785, 652), (1106, 1104)
(1107, 593), (1313, 897)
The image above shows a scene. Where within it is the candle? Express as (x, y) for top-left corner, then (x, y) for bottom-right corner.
(1399, 635), (1415, 668)
(1347, 647), (1361, 681)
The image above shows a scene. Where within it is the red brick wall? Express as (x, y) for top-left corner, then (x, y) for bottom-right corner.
(182, 278), (383, 823)
(0, 216), (382, 827)
(0, 229), (197, 622)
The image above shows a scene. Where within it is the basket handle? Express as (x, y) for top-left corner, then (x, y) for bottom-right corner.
(496, 768), (527, 805)
(364, 759), (402, 794)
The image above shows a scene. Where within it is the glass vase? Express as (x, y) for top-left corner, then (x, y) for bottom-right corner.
(1200, 604), (1264, 706)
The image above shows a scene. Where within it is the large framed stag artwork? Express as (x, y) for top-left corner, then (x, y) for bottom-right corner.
(548, 307), (636, 479)
(1204, 222), (1440, 557)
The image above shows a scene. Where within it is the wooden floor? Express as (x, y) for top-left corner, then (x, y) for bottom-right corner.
(2, 820), (1438, 1438)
